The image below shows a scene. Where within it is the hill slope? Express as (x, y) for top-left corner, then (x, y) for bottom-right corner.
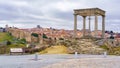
(40, 45), (68, 54)
(0, 32), (13, 42)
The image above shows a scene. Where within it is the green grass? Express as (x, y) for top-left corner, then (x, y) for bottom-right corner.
(0, 32), (26, 54)
(0, 32), (26, 44)
(0, 32), (14, 42)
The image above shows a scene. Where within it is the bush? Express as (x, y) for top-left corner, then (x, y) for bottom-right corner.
(6, 40), (11, 45)
(31, 33), (38, 37)
(43, 33), (48, 38)
(59, 38), (64, 40)
(100, 45), (109, 50)
(19, 38), (26, 44)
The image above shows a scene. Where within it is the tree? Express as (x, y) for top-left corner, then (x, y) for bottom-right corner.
(31, 33), (38, 37)
(59, 38), (64, 40)
(110, 31), (113, 34)
(110, 35), (114, 39)
(105, 31), (108, 33)
(6, 40), (11, 45)
(43, 33), (48, 38)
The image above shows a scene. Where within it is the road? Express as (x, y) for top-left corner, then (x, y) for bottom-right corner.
(0, 54), (119, 68)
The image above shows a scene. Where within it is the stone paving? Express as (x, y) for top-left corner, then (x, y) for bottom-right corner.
(0, 54), (120, 68)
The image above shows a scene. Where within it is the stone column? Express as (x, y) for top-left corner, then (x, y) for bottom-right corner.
(83, 16), (86, 37)
(102, 16), (105, 38)
(74, 14), (77, 38)
(88, 16), (91, 31)
(88, 16), (91, 36)
(95, 15), (98, 37)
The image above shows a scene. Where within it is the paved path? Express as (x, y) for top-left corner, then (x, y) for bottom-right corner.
(0, 54), (120, 68)
(0, 54), (72, 68)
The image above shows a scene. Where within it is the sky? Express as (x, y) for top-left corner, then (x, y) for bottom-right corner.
(0, 0), (120, 32)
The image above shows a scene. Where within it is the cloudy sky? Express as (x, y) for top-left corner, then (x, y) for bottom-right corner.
(0, 0), (120, 32)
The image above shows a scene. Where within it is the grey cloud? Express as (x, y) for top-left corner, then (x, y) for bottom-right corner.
(49, 9), (73, 21)
(0, 0), (120, 31)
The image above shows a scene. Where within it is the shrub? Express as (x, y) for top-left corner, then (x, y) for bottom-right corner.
(59, 38), (64, 40)
(31, 33), (38, 37)
(100, 45), (109, 50)
(19, 38), (26, 44)
(6, 40), (11, 45)
(43, 33), (48, 38)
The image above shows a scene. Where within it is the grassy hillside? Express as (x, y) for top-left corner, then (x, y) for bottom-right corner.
(0, 32), (13, 42)
(0, 32), (26, 54)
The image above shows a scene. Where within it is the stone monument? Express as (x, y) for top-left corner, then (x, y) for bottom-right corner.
(73, 8), (105, 38)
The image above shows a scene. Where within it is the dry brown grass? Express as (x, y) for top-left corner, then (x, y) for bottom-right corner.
(39, 45), (68, 54)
